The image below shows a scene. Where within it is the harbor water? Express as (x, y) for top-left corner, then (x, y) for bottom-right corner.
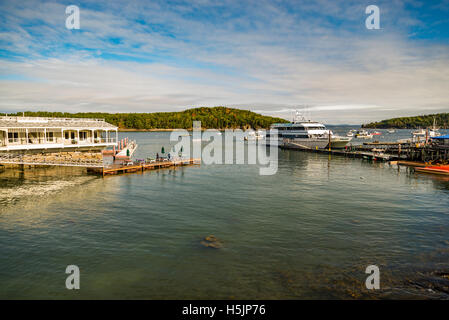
(1, 130), (449, 299)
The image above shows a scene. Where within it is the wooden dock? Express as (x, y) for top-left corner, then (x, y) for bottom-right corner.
(87, 158), (201, 176)
(280, 139), (449, 163)
(280, 145), (397, 161)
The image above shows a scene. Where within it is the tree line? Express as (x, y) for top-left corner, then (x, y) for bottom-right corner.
(1, 107), (289, 130)
(362, 113), (449, 129)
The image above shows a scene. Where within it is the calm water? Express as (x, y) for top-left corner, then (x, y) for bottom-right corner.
(1, 130), (449, 299)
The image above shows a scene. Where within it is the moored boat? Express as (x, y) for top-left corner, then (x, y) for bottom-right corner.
(415, 165), (449, 176)
(346, 129), (356, 137)
(429, 118), (440, 137)
(244, 130), (264, 141)
(412, 128), (426, 137)
(354, 130), (373, 139)
(266, 111), (352, 149)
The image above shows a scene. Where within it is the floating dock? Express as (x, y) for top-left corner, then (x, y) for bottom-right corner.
(280, 138), (449, 163)
(114, 140), (138, 160)
(87, 158), (201, 176)
(280, 145), (397, 161)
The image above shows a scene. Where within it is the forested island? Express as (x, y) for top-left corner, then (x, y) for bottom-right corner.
(363, 113), (449, 129)
(1, 107), (289, 130)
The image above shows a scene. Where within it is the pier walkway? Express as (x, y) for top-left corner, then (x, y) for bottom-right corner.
(87, 158), (201, 176)
(0, 152), (200, 175)
(280, 139), (449, 163)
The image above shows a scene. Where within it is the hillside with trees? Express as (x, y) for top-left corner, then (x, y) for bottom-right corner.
(1, 107), (289, 130)
(363, 113), (449, 129)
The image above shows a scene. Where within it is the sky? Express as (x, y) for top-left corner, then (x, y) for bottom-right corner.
(0, 0), (448, 124)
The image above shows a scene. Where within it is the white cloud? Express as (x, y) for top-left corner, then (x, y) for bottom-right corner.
(0, 0), (448, 124)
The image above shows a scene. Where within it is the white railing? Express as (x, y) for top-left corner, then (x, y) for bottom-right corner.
(2, 137), (116, 147)
(97, 138), (116, 143)
(8, 138), (26, 144)
(8, 138), (64, 144)
(64, 138), (117, 145)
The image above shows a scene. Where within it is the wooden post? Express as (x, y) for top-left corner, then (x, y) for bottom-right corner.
(328, 131), (331, 152)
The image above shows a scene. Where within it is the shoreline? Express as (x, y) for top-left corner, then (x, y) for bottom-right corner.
(118, 128), (178, 132)
(118, 127), (258, 132)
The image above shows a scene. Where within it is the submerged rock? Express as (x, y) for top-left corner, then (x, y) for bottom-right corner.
(205, 235), (218, 242)
(201, 235), (223, 249)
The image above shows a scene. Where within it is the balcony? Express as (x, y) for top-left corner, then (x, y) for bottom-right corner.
(0, 137), (117, 151)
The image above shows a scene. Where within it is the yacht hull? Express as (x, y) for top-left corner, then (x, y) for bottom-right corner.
(282, 138), (329, 150)
(327, 137), (352, 149)
(265, 137), (351, 149)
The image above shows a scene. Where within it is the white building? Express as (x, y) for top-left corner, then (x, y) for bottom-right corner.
(0, 116), (118, 152)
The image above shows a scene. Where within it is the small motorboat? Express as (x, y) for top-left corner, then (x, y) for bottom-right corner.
(415, 165), (449, 176)
(412, 128), (426, 137)
(387, 129), (395, 134)
(245, 130), (264, 141)
(346, 129), (356, 137)
(355, 130), (373, 139)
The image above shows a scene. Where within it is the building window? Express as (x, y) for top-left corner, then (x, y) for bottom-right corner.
(8, 132), (19, 143)
(46, 132), (54, 142)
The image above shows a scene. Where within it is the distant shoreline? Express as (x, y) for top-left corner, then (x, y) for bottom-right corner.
(363, 112), (449, 129)
(118, 127), (258, 132)
(118, 128), (178, 132)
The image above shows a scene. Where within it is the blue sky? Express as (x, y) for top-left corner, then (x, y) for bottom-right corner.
(0, 0), (448, 123)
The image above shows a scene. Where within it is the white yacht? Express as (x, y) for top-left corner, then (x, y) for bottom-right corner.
(346, 129), (357, 137)
(265, 112), (352, 149)
(412, 128), (426, 137)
